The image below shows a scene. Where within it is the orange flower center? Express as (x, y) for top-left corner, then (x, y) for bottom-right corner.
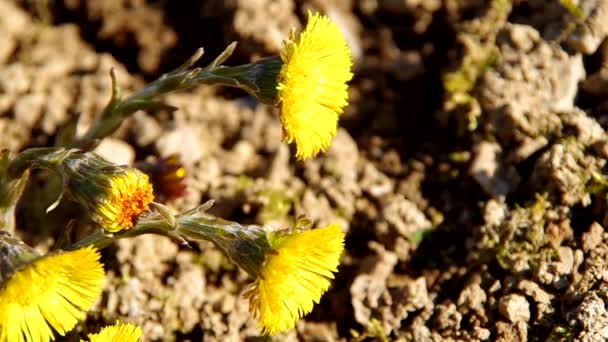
(114, 184), (154, 230)
(98, 172), (154, 232)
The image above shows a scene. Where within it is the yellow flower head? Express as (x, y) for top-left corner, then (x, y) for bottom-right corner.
(61, 152), (154, 233)
(277, 12), (353, 160)
(94, 169), (155, 232)
(244, 224), (345, 335)
(0, 246), (105, 342)
(85, 322), (141, 342)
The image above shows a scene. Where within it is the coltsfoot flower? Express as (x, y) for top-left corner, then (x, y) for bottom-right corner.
(277, 12), (353, 160)
(61, 152), (154, 232)
(174, 207), (345, 335)
(244, 224), (345, 335)
(95, 168), (155, 232)
(0, 234), (104, 342)
(177, 12), (352, 160)
(85, 322), (141, 342)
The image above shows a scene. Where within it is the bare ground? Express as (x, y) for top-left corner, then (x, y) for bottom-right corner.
(3, 0), (608, 341)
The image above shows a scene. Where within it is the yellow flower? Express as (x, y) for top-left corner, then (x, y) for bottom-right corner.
(277, 12), (353, 160)
(95, 169), (155, 232)
(244, 224), (345, 335)
(0, 246), (105, 342)
(59, 152), (154, 233)
(85, 322), (141, 342)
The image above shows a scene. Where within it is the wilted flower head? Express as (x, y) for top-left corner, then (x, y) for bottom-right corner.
(135, 154), (187, 203)
(244, 223), (345, 335)
(84, 322), (141, 342)
(277, 12), (353, 160)
(61, 152), (154, 232)
(0, 232), (104, 342)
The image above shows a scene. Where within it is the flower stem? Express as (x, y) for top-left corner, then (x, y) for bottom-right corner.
(67, 202), (271, 278)
(176, 214), (270, 277)
(67, 211), (180, 250)
(71, 43), (267, 150)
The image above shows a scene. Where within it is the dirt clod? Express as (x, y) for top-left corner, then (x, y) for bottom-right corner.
(498, 294), (530, 323)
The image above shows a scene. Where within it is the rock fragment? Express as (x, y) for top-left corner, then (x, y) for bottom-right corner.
(499, 294), (530, 323)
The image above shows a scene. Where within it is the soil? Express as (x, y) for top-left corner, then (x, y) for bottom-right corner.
(3, 0), (608, 341)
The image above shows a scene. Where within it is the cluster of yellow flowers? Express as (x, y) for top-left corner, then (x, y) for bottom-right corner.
(0, 10), (352, 341)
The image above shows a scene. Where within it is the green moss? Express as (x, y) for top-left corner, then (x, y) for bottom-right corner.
(442, 0), (512, 134)
(587, 171), (608, 195)
(237, 175), (254, 190)
(547, 324), (578, 342)
(495, 193), (558, 274)
(448, 151), (471, 163)
(350, 319), (389, 342)
(409, 228), (432, 247)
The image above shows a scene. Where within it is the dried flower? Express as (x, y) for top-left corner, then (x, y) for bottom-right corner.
(0, 233), (104, 342)
(85, 322), (141, 342)
(136, 154), (187, 202)
(61, 152), (154, 232)
(244, 224), (345, 335)
(277, 12), (353, 160)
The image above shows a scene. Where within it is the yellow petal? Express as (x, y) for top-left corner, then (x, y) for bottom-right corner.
(86, 322), (142, 342)
(94, 169), (154, 232)
(245, 224), (345, 335)
(277, 12), (353, 160)
(0, 246), (105, 342)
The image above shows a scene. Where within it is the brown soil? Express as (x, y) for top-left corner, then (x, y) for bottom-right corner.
(3, 0), (608, 341)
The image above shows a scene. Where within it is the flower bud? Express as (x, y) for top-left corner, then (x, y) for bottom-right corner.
(59, 152), (154, 233)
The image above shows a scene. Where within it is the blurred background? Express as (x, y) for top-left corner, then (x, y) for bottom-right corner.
(2, 0), (608, 340)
